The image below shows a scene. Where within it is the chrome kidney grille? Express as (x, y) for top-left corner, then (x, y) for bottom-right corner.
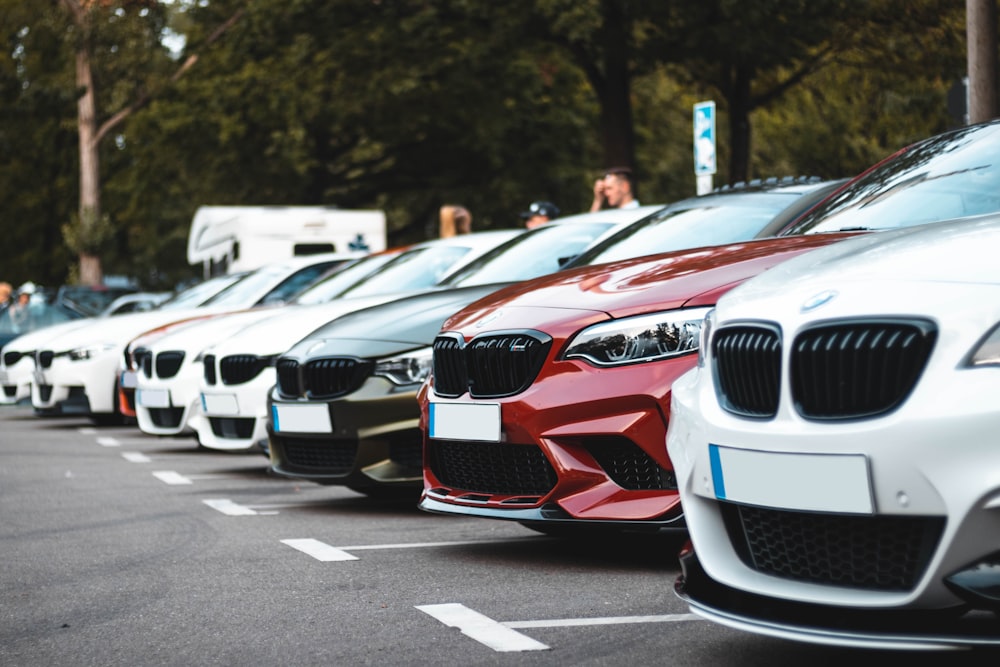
(714, 318), (936, 420)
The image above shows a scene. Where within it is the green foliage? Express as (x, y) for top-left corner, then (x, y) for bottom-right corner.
(0, 0), (975, 289)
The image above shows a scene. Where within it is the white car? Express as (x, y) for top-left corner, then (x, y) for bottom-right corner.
(0, 273), (244, 406)
(199, 208), (661, 454)
(133, 231), (522, 444)
(30, 253), (358, 424)
(668, 214), (1000, 649)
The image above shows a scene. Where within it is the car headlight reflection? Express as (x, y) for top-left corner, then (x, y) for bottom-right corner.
(68, 342), (117, 361)
(563, 307), (712, 367)
(373, 347), (433, 385)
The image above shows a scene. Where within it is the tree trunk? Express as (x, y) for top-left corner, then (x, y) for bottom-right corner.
(75, 44), (104, 286)
(967, 0), (998, 123)
(594, 0), (638, 195)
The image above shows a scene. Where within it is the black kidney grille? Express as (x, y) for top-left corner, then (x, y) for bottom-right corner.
(154, 351), (185, 379)
(584, 437), (676, 490)
(303, 357), (373, 399)
(3, 351), (23, 366)
(220, 354), (271, 385)
(427, 440), (556, 495)
(275, 358), (301, 397)
(431, 334), (467, 397)
(37, 350), (54, 369)
(202, 354), (217, 385)
(721, 502), (944, 591)
(713, 325), (782, 418)
(467, 333), (551, 398)
(791, 319), (936, 420)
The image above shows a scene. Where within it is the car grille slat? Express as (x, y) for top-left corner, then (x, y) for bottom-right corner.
(303, 357), (373, 399)
(431, 331), (551, 399)
(721, 503), (944, 591)
(154, 351), (184, 379)
(220, 354), (271, 385)
(791, 319), (935, 419)
(427, 440), (556, 495)
(202, 354), (217, 385)
(714, 326), (781, 418)
(275, 358), (301, 397)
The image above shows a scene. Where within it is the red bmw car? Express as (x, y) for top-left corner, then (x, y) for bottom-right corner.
(418, 119), (1000, 534)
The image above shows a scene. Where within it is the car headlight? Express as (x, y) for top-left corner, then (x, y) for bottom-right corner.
(563, 307), (711, 367)
(966, 322), (1000, 367)
(68, 342), (117, 361)
(373, 347), (434, 385)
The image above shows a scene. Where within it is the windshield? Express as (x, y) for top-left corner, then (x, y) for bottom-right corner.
(0, 301), (79, 336)
(205, 260), (344, 308)
(570, 193), (807, 267)
(293, 253), (400, 305)
(785, 122), (1000, 235)
(441, 222), (617, 287)
(158, 273), (246, 310)
(338, 245), (473, 298)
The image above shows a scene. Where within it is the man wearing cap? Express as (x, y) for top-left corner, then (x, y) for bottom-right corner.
(520, 201), (560, 229)
(590, 167), (640, 212)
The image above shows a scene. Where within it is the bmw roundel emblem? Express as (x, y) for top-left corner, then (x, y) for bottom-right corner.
(801, 289), (837, 313)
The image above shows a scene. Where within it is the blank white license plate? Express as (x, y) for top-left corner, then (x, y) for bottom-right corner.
(271, 403), (331, 433)
(201, 393), (238, 415)
(428, 402), (500, 442)
(120, 370), (138, 389)
(137, 388), (170, 408)
(709, 445), (873, 514)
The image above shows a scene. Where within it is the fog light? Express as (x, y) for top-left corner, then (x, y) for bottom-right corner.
(945, 553), (1000, 610)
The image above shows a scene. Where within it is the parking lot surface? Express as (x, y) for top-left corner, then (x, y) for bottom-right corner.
(2, 405), (996, 665)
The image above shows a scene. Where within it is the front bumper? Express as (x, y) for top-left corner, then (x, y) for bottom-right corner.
(266, 377), (423, 489)
(676, 547), (1000, 650)
(197, 372), (275, 452)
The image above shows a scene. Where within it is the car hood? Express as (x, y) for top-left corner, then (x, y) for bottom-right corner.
(442, 234), (859, 330)
(142, 309), (278, 355)
(1, 318), (96, 355)
(40, 305), (275, 353)
(283, 284), (511, 360)
(205, 293), (414, 358)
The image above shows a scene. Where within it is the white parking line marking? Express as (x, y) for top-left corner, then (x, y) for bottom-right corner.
(202, 498), (258, 516)
(78, 427), (96, 435)
(122, 452), (151, 463)
(96, 436), (120, 447)
(417, 603), (549, 652)
(152, 470), (193, 485)
(281, 538), (359, 561)
(505, 613), (701, 628)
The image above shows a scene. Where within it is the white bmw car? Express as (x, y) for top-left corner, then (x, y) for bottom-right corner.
(668, 214), (1000, 649)
(30, 253), (357, 424)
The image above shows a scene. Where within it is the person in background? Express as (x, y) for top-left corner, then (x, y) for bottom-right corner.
(8, 286), (33, 332)
(439, 205), (472, 237)
(590, 167), (640, 211)
(0, 282), (11, 314)
(520, 201), (561, 229)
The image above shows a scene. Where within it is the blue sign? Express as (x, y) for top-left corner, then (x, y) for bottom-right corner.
(693, 101), (717, 175)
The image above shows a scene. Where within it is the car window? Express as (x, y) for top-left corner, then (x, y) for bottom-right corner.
(440, 222), (617, 287)
(257, 260), (352, 305)
(570, 193), (801, 266)
(338, 246), (472, 298)
(786, 122), (1000, 235)
(293, 253), (400, 305)
(158, 273), (247, 310)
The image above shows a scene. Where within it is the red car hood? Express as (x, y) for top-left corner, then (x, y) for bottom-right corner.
(445, 233), (858, 329)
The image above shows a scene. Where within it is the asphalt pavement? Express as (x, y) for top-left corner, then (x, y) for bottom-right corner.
(1, 404), (994, 666)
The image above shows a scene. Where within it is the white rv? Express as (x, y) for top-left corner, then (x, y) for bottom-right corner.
(187, 206), (387, 277)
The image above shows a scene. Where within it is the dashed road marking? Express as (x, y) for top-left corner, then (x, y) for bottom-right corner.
(78, 427), (96, 435)
(122, 452), (151, 463)
(203, 498), (258, 516)
(152, 470), (193, 485)
(417, 603), (549, 652)
(281, 538), (358, 561)
(96, 436), (120, 447)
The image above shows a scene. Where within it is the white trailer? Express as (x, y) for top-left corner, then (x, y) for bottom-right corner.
(187, 206), (387, 277)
